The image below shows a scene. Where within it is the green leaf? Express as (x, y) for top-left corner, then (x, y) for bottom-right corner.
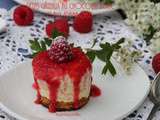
(44, 38), (52, 46)
(91, 39), (97, 48)
(30, 39), (41, 51)
(86, 51), (96, 62)
(96, 50), (107, 62)
(29, 38), (38, 44)
(30, 38), (48, 57)
(103, 0), (113, 4)
(102, 60), (116, 76)
(86, 38), (125, 76)
(144, 25), (157, 45)
(99, 42), (111, 50)
(113, 45), (121, 50)
(96, 49), (113, 62)
(115, 38), (125, 45)
(51, 29), (64, 39)
(107, 60), (116, 76)
(29, 29), (65, 58)
(40, 41), (47, 51)
(112, 38), (125, 50)
(29, 40), (34, 44)
(102, 64), (108, 74)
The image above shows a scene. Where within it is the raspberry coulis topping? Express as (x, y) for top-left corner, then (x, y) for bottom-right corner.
(32, 48), (92, 112)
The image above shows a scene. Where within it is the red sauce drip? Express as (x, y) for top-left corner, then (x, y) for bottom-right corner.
(34, 94), (41, 104)
(48, 80), (61, 112)
(91, 84), (101, 97)
(32, 83), (38, 90)
(73, 80), (81, 108)
(32, 48), (92, 112)
(33, 78), (41, 104)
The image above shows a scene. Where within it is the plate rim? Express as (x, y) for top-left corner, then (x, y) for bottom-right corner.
(0, 60), (151, 120)
(12, 0), (116, 16)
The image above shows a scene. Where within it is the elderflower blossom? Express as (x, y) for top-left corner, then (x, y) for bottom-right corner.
(131, 2), (155, 34)
(115, 0), (148, 19)
(114, 40), (142, 74)
(153, 3), (160, 29)
(150, 30), (160, 54)
(136, 2), (160, 34)
(115, 0), (160, 35)
(115, 0), (160, 54)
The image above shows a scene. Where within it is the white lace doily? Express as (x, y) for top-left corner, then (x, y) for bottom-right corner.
(0, 7), (157, 120)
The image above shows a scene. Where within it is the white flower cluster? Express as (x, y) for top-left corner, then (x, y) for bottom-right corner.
(150, 31), (160, 54)
(115, 0), (160, 54)
(115, 0), (158, 34)
(114, 40), (142, 74)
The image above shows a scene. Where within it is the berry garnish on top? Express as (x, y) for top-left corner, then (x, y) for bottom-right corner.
(48, 36), (73, 63)
(29, 29), (65, 57)
(13, 5), (34, 26)
(46, 18), (69, 38)
(152, 53), (160, 74)
(73, 11), (93, 33)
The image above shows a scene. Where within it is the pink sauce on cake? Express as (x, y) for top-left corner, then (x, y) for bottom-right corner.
(32, 48), (92, 112)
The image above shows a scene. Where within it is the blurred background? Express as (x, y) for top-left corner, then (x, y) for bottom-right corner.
(0, 0), (17, 10)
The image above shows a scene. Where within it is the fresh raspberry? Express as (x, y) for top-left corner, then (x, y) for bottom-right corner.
(48, 36), (73, 63)
(152, 53), (160, 74)
(46, 18), (69, 38)
(13, 5), (34, 26)
(73, 11), (93, 33)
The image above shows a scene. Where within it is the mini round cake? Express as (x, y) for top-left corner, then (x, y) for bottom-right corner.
(32, 36), (92, 112)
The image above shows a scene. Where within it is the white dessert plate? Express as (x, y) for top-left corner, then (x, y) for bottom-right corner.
(0, 59), (150, 120)
(13, 0), (115, 16)
(0, 18), (6, 33)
